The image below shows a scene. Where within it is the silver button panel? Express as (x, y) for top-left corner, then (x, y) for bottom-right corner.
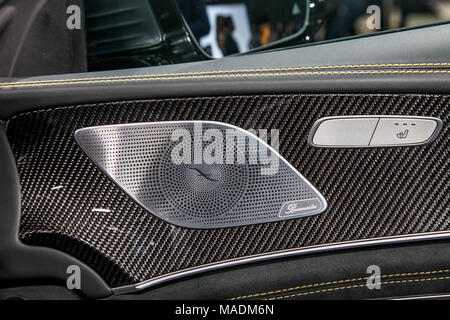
(311, 118), (378, 147)
(309, 116), (442, 148)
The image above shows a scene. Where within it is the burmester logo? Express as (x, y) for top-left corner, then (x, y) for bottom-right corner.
(279, 199), (322, 218)
(188, 167), (218, 181)
(285, 202), (318, 215)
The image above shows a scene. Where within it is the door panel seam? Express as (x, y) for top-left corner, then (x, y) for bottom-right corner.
(1, 68), (450, 89)
(229, 269), (450, 300)
(1, 62), (449, 86)
(265, 275), (450, 300)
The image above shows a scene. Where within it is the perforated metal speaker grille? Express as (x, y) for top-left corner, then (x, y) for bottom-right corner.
(74, 122), (326, 228)
(5, 94), (449, 287)
(160, 162), (248, 218)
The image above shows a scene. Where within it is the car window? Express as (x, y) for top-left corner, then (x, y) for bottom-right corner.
(1, 0), (449, 76)
(181, 0), (450, 58)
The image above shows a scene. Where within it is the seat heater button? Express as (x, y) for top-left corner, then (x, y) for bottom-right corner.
(370, 118), (438, 146)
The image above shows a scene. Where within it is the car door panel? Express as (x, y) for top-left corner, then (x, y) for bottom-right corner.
(0, 24), (449, 299)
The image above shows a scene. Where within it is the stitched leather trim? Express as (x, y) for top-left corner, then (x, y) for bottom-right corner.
(266, 275), (450, 300)
(229, 269), (450, 300)
(1, 62), (449, 86)
(1, 69), (450, 89)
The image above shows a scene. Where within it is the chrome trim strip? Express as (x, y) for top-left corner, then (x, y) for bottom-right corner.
(112, 230), (450, 294)
(391, 294), (450, 300)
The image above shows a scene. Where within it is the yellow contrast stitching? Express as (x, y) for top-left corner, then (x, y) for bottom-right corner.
(1, 69), (449, 89)
(229, 269), (450, 300)
(0, 62), (449, 86)
(265, 276), (450, 300)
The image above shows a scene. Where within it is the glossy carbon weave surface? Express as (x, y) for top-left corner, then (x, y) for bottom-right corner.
(75, 121), (326, 229)
(5, 94), (450, 288)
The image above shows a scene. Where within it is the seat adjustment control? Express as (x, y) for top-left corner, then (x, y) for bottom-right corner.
(309, 116), (442, 148)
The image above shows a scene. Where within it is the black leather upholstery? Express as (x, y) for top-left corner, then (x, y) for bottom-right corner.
(0, 24), (449, 117)
(110, 240), (450, 300)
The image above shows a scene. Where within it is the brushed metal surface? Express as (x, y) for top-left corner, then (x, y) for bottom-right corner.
(308, 116), (442, 148)
(75, 121), (327, 229)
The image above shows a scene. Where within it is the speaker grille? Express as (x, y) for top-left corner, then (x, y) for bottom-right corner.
(160, 163), (248, 218)
(74, 122), (326, 228)
(5, 94), (449, 287)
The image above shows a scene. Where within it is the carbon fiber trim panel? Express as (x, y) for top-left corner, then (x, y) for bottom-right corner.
(6, 94), (449, 287)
